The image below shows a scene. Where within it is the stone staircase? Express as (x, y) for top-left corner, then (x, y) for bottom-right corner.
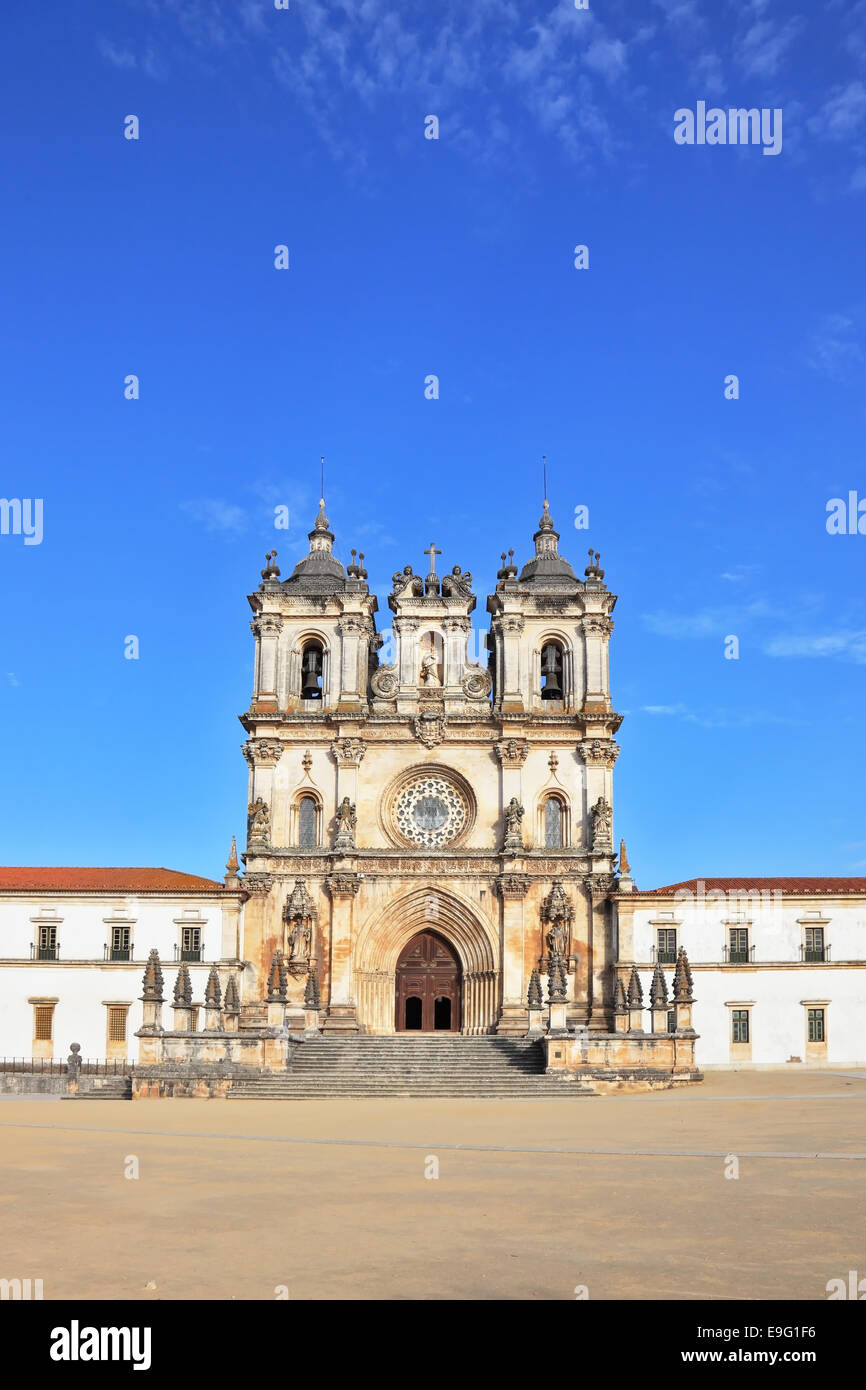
(227, 1036), (595, 1099)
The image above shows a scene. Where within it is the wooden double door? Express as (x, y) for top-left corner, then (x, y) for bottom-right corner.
(395, 931), (461, 1032)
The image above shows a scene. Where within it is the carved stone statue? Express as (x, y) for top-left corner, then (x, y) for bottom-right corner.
(420, 653), (440, 686)
(248, 797), (270, 844)
(546, 921), (567, 957)
(333, 796), (357, 850)
(503, 796), (525, 852)
(590, 796), (612, 851)
(289, 917), (311, 963)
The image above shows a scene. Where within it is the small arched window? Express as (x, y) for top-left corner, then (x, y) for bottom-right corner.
(300, 641), (324, 700)
(540, 640), (564, 700)
(298, 796), (318, 849)
(544, 796), (564, 849)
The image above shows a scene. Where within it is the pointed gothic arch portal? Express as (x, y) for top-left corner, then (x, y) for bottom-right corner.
(395, 931), (461, 1032)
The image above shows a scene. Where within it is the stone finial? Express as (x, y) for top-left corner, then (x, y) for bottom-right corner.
(67, 1042), (82, 1075)
(205, 967), (222, 1009)
(649, 964), (668, 1007)
(267, 950), (288, 1002)
(527, 967), (543, 1010)
(173, 962), (193, 1007)
(141, 948), (164, 1002)
(223, 975), (240, 1013)
(674, 947), (694, 1002)
(584, 549), (605, 581)
(548, 951), (568, 1003)
(260, 550), (281, 581)
(304, 969), (321, 1009)
(626, 966), (643, 1007)
(225, 835), (239, 881)
(613, 977), (628, 1015)
(618, 838), (631, 876)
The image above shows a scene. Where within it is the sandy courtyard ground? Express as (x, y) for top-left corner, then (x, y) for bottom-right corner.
(1, 1069), (864, 1301)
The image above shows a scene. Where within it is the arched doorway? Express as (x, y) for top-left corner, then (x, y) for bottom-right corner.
(395, 931), (461, 1032)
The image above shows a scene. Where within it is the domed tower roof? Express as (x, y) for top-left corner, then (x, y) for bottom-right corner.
(517, 501), (582, 590)
(282, 500), (349, 593)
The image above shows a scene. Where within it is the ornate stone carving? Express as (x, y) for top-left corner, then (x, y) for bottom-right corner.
(441, 566), (474, 600)
(462, 668), (492, 700)
(251, 614), (283, 638)
(333, 797), (358, 851)
(541, 881), (574, 959)
(577, 739), (620, 768)
(248, 797), (271, 845)
(547, 949), (568, 1003)
(495, 738), (529, 768)
(205, 967), (222, 1009)
(503, 797), (525, 852)
(326, 874), (361, 897)
(527, 968), (543, 1010)
(241, 873), (273, 895)
(413, 714), (447, 748)
(141, 948), (164, 1002)
(391, 566), (424, 600)
(391, 772), (470, 849)
(420, 653), (441, 687)
(371, 665), (399, 698)
(283, 879), (316, 975)
(301, 749), (313, 775)
(590, 796), (613, 852)
(584, 871), (614, 898)
(330, 738), (367, 768)
(495, 874), (530, 898)
(267, 950), (288, 1002)
(242, 739), (283, 768)
(172, 962), (192, 1007)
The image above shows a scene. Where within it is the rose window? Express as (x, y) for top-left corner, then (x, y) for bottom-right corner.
(393, 775), (469, 848)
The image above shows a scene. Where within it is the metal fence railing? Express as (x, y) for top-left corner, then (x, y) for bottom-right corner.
(0, 1057), (135, 1074)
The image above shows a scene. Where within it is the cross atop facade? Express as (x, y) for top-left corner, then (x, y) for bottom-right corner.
(424, 542), (441, 573)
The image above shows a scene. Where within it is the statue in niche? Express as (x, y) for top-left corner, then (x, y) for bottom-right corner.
(248, 797), (271, 844)
(289, 917), (311, 964)
(591, 796), (612, 850)
(503, 796), (525, 852)
(420, 653), (440, 686)
(334, 796), (357, 850)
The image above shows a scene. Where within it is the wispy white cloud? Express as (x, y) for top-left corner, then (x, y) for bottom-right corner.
(735, 15), (803, 76)
(7, 673), (20, 687)
(808, 81), (866, 140)
(764, 630), (866, 664)
(181, 499), (248, 533)
(98, 37), (137, 70)
(805, 313), (865, 381)
(640, 702), (802, 728)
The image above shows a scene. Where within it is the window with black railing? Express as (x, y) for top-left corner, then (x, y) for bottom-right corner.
(656, 928), (677, 964)
(179, 927), (202, 962)
(35, 926), (58, 961)
(802, 927), (827, 963)
(108, 926), (132, 961)
(725, 928), (752, 963)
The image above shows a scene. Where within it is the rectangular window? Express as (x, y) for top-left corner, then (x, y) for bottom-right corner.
(34, 1005), (54, 1042)
(804, 927), (825, 963)
(110, 926), (131, 961)
(731, 1009), (750, 1044)
(107, 1006), (128, 1044)
(808, 1008), (825, 1043)
(181, 927), (202, 961)
(666, 1008), (676, 1033)
(728, 928), (749, 964)
(657, 929), (677, 964)
(37, 925), (57, 961)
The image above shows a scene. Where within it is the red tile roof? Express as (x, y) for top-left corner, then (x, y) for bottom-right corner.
(637, 877), (866, 897)
(0, 868), (227, 893)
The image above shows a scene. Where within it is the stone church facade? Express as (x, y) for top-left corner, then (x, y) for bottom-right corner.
(239, 499), (622, 1039)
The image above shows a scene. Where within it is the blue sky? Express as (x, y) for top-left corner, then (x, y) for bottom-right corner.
(1, 0), (864, 885)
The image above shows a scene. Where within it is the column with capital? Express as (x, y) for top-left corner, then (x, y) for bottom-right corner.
(499, 615), (525, 712)
(252, 614), (282, 710)
(322, 874), (361, 1033)
(495, 874), (531, 1034)
(337, 614), (363, 710)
